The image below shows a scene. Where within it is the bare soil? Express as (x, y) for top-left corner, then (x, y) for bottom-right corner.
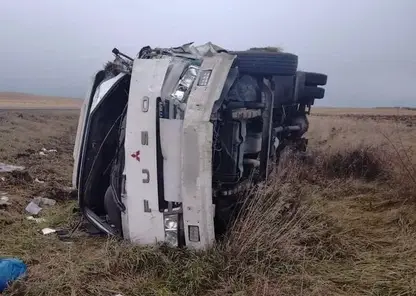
(0, 92), (82, 109)
(312, 107), (416, 127)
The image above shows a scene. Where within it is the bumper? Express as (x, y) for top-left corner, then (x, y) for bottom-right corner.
(181, 54), (236, 249)
(121, 53), (236, 249)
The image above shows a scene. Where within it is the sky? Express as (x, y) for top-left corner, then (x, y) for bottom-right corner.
(0, 0), (415, 107)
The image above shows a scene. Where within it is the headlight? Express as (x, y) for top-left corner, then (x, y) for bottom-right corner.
(171, 66), (199, 103)
(164, 214), (179, 247)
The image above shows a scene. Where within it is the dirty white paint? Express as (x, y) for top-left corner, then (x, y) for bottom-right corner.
(160, 118), (183, 202)
(181, 53), (236, 249)
(122, 58), (170, 245)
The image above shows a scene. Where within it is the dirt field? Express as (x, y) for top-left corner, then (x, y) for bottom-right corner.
(1, 102), (416, 295)
(0, 92), (82, 109)
(311, 107), (416, 128)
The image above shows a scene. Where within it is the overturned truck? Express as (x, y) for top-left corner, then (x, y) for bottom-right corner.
(72, 43), (327, 249)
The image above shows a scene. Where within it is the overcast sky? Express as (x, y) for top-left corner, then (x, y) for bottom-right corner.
(1, 0), (415, 107)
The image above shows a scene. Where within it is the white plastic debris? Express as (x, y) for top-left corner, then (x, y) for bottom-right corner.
(0, 196), (11, 206)
(40, 148), (57, 154)
(34, 178), (45, 184)
(25, 201), (42, 215)
(0, 163), (25, 173)
(0, 177), (5, 182)
(41, 228), (56, 235)
(26, 216), (46, 223)
(33, 197), (56, 206)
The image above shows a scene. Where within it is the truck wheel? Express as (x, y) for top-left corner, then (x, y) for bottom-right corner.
(302, 86), (325, 99)
(230, 51), (298, 76)
(304, 72), (327, 86)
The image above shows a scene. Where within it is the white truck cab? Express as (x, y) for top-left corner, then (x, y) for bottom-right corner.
(72, 42), (327, 249)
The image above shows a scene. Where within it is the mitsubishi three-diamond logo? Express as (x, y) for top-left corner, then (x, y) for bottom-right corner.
(131, 150), (140, 162)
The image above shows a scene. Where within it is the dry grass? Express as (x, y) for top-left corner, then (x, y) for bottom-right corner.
(312, 107), (416, 116)
(1, 107), (416, 295)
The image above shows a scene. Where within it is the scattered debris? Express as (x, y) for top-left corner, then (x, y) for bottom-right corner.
(0, 163), (25, 173)
(41, 228), (56, 235)
(39, 148), (58, 156)
(25, 196), (57, 215)
(33, 197), (56, 206)
(0, 258), (27, 292)
(0, 196), (11, 206)
(41, 148), (57, 153)
(34, 178), (45, 184)
(0, 177), (5, 182)
(26, 216), (46, 223)
(25, 201), (42, 215)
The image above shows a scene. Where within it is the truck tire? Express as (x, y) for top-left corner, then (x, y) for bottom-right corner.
(303, 72), (327, 86)
(230, 51), (298, 76)
(298, 96), (316, 105)
(302, 86), (325, 99)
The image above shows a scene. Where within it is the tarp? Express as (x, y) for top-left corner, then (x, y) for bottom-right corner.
(0, 258), (27, 292)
